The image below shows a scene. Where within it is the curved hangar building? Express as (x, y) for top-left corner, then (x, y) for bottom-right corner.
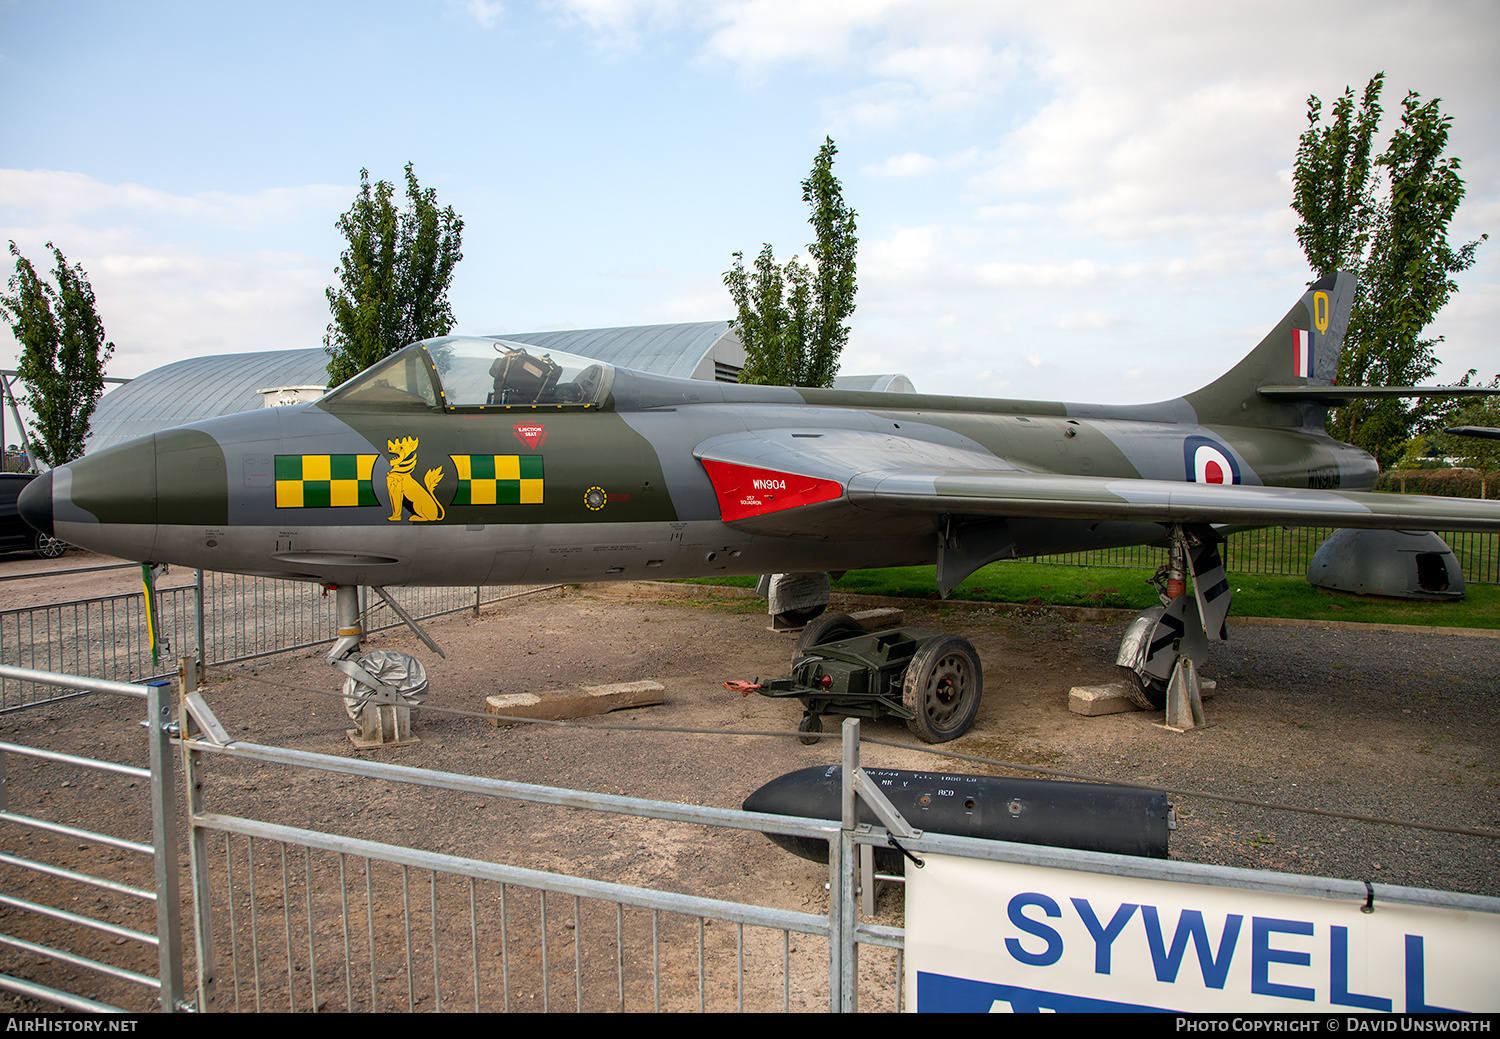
(85, 322), (911, 455)
(85, 322), (751, 455)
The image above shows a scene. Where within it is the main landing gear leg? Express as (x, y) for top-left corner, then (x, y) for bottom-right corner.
(326, 584), (434, 747)
(1115, 524), (1230, 729)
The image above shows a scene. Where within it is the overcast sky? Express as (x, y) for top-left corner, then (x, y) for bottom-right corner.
(2, 0), (1496, 414)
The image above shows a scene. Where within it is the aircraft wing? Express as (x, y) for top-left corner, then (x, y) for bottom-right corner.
(695, 429), (1500, 536)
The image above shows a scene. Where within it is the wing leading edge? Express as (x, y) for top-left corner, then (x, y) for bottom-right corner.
(695, 430), (1500, 537)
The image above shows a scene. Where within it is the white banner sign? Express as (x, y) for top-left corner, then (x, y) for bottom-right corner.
(906, 855), (1500, 1013)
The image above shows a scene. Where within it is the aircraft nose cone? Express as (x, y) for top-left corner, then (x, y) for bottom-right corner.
(17, 470), (54, 537)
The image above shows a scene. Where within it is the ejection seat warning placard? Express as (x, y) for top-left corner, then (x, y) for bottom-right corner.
(905, 855), (1500, 1013)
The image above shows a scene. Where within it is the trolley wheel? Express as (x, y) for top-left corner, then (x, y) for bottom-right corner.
(901, 635), (982, 743)
(792, 612), (865, 659)
(797, 713), (823, 746)
(1121, 666), (1168, 711)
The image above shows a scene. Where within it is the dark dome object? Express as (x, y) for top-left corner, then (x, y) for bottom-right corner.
(1306, 528), (1465, 600)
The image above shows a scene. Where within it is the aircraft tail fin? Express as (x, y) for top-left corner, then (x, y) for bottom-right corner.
(1184, 272), (1355, 429)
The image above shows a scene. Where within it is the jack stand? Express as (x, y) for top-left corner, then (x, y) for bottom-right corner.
(348, 684), (417, 747)
(1162, 655), (1205, 731)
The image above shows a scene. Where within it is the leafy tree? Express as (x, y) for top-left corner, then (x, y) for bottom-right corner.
(325, 163), (464, 386)
(0, 242), (114, 466)
(1292, 73), (1485, 469)
(1433, 376), (1500, 470)
(726, 138), (857, 388)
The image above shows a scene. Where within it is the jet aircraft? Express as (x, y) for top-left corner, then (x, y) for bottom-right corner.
(18, 272), (1500, 713)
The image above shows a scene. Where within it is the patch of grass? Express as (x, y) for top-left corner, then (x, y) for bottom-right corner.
(678, 561), (1500, 629)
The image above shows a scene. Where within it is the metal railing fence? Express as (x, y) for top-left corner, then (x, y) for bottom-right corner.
(5, 661), (1500, 1012)
(1035, 527), (1500, 583)
(175, 687), (890, 1013)
(0, 573), (549, 712)
(0, 667), (184, 1013)
(194, 828), (840, 1013)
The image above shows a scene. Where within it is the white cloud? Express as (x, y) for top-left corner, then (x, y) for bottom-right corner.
(550, 0), (698, 49)
(464, 1), (506, 29)
(698, 0), (904, 68)
(0, 169), (348, 230)
(866, 151), (938, 178)
(0, 171), (342, 377)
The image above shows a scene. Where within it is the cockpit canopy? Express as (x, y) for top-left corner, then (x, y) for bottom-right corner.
(319, 337), (613, 411)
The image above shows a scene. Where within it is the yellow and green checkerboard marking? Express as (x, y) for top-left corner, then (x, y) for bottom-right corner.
(275, 454), (378, 508)
(450, 454), (544, 505)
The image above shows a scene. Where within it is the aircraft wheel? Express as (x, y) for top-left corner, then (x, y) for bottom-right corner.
(797, 713), (823, 746)
(32, 530), (67, 560)
(793, 612), (864, 658)
(775, 604), (827, 630)
(902, 635), (982, 743)
(341, 650), (429, 721)
(1122, 666), (1168, 711)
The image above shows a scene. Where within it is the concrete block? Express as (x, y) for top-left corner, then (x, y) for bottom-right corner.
(1068, 679), (1219, 718)
(1068, 682), (1139, 717)
(486, 680), (665, 724)
(851, 607), (903, 630)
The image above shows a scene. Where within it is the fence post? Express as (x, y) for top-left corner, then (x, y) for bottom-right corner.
(148, 673), (186, 1011)
(178, 656), (218, 1012)
(830, 718), (861, 1012)
(194, 569), (206, 675)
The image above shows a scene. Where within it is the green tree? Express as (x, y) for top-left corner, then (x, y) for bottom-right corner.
(1292, 73), (1485, 469)
(325, 163), (464, 386)
(1434, 376), (1500, 470)
(726, 138), (857, 387)
(0, 242), (114, 467)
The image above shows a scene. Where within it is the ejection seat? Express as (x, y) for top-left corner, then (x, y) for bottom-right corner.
(489, 348), (563, 404)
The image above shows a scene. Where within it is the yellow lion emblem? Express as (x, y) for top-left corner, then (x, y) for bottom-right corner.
(385, 436), (445, 522)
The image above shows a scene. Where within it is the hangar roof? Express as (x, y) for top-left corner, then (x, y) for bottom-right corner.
(85, 348), (332, 454)
(84, 322), (747, 454)
(83, 321), (911, 455)
(501, 321), (741, 382)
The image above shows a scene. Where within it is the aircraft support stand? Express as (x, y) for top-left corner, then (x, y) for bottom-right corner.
(326, 584), (428, 748)
(1162, 654), (1206, 731)
(1116, 524), (1226, 726)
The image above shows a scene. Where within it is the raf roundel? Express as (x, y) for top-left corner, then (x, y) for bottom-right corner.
(1183, 435), (1240, 485)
